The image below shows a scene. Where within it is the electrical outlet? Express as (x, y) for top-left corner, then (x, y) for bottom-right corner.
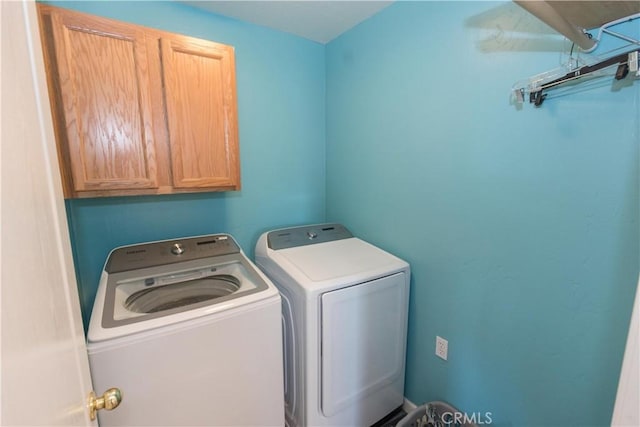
(435, 336), (448, 361)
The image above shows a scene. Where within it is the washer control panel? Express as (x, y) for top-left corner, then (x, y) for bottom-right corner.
(170, 243), (185, 255)
(105, 234), (240, 273)
(267, 223), (353, 250)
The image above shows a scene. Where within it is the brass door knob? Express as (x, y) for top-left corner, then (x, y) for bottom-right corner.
(88, 388), (122, 421)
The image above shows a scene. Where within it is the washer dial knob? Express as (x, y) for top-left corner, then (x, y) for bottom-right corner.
(171, 243), (185, 255)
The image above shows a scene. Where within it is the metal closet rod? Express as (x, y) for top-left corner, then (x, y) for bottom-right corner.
(583, 12), (640, 53)
(512, 10), (640, 107)
(529, 48), (639, 106)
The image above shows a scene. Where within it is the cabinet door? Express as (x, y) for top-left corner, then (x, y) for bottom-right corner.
(161, 37), (240, 190)
(47, 10), (158, 192)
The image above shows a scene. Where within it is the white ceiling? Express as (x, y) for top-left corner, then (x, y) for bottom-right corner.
(182, 1), (393, 44)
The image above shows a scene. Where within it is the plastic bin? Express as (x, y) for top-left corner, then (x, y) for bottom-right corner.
(396, 401), (477, 427)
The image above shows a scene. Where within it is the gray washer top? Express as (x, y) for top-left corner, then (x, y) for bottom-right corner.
(100, 234), (268, 329)
(106, 234), (240, 273)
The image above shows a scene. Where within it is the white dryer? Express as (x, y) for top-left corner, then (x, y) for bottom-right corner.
(87, 234), (284, 426)
(255, 224), (410, 427)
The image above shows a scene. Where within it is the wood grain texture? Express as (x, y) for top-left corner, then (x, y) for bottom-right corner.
(37, 7), (75, 198)
(38, 4), (241, 197)
(46, 6), (158, 192)
(162, 36), (240, 189)
(145, 33), (174, 191)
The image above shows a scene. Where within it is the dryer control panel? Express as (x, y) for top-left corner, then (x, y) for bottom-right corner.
(106, 234), (240, 273)
(267, 223), (353, 250)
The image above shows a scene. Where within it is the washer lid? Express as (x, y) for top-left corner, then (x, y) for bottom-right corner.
(103, 256), (267, 329)
(124, 274), (241, 314)
(278, 238), (403, 282)
(88, 233), (281, 343)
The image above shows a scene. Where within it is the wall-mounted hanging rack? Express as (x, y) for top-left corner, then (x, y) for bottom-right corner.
(513, 47), (640, 107)
(512, 2), (640, 107)
(584, 12), (640, 52)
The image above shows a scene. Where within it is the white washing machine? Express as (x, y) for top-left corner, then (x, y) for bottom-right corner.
(255, 224), (410, 427)
(87, 234), (284, 426)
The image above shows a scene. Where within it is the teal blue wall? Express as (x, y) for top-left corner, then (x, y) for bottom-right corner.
(46, 1), (326, 327)
(326, 2), (638, 426)
(48, 1), (638, 425)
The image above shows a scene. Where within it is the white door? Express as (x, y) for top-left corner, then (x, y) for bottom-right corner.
(611, 276), (639, 426)
(1, 1), (97, 425)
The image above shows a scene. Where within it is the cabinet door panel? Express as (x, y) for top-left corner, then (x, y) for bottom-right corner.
(51, 13), (158, 191)
(162, 37), (240, 189)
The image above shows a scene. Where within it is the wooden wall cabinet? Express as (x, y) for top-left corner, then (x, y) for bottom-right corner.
(37, 5), (240, 198)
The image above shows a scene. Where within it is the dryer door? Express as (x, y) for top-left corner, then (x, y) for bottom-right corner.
(320, 272), (408, 417)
